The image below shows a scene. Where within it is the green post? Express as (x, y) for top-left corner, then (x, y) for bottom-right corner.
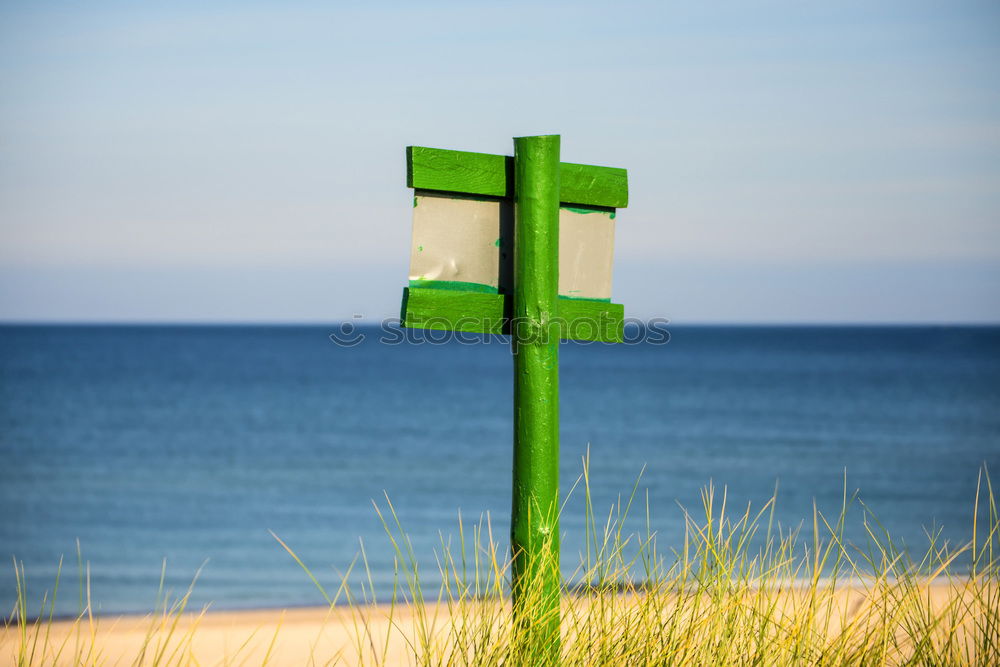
(510, 134), (561, 661)
(402, 133), (627, 659)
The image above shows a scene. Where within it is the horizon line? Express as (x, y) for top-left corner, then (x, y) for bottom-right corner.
(1, 320), (999, 328)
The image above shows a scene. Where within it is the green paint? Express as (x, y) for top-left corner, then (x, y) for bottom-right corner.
(407, 279), (497, 294)
(560, 204), (615, 217)
(400, 287), (505, 334)
(401, 290), (622, 342)
(557, 293), (612, 303)
(400, 141), (630, 661)
(407, 146), (628, 209)
(560, 205), (600, 215)
(559, 161), (628, 208)
(417, 245), (423, 252)
(511, 134), (561, 660)
(557, 299), (624, 343)
(407, 146), (512, 198)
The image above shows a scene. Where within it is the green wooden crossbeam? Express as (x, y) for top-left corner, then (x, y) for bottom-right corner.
(401, 288), (624, 343)
(407, 146), (628, 208)
(400, 287), (506, 334)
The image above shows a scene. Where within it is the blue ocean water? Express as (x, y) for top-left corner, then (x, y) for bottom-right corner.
(1, 325), (998, 616)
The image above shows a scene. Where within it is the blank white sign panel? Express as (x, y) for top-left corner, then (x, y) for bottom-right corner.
(409, 193), (615, 300)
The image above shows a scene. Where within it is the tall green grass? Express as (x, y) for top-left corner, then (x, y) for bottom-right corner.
(281, 459), (1000, 665)
(5, 542), (209, 667)
(5, 460), (999, 665)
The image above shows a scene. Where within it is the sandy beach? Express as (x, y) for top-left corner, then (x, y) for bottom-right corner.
(2, 603), (442, 666)
(2, 582), (986, 666)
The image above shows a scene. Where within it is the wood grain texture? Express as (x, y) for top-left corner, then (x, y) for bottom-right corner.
(399, 287), (505, 334)
(406, 146), (512, 198)
(559, 162), (628, 208)
(557, 298), (624, 343)
(510, 135), (562, 662)
(399, 287), (623, 342)
(406, 146), (628, 209)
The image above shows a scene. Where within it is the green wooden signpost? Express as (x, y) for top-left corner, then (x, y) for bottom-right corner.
(400, 135), (628, 660)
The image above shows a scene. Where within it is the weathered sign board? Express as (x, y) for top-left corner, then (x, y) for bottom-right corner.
(401, 145), (627, 342)
(399, 136), (628, 659)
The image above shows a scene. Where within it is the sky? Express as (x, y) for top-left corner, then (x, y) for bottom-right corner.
(1, 0), (998, 323)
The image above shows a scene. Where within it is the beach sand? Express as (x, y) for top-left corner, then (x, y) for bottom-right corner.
(2, 602), (440, 666)
(0, 583), (983, 665)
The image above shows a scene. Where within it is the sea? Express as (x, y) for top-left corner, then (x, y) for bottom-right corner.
(1, 325), (999, 616)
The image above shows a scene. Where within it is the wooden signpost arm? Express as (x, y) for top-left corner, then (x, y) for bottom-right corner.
(511, 134), (562, 661)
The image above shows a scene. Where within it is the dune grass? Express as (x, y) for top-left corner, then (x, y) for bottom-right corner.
(4, 459), (999, 665)
(290, 459), (999, 665)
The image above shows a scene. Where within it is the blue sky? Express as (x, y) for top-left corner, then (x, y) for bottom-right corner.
(1, 0), (998, 322)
